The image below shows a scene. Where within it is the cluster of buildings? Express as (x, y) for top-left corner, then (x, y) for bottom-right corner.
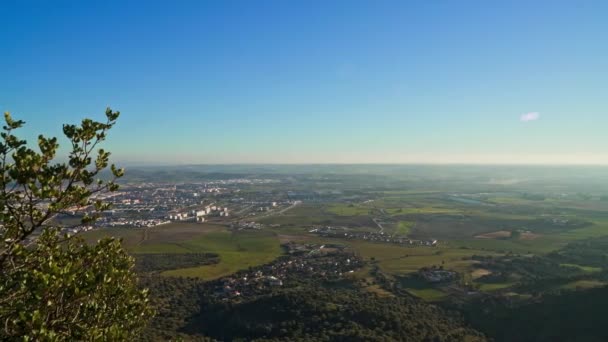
(194, 187), (223, 195)
(419, 267), (458, 283)
(205, 178), (279, 186)
(257, 202), (278, 212)
(205, 243), (362, 301)
(168, 205), (230, 223)
(310, 226), (438, 247)
(231, 221), (264, 230)
(97, 217), (170, 228)
(549, 217), (571, 225)
(52, 178), (296, 233)
(61, 225), (94, 235)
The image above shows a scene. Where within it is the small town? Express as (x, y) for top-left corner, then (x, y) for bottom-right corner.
(310, 226), (438, 247)
(58, 180), (298, 233)
(204, 243), (363, 301)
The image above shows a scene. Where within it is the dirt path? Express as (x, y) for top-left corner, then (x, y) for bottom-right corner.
(137, 227), (150, 246)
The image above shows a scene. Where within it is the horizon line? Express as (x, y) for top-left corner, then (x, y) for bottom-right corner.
(117, 162), (608, 167)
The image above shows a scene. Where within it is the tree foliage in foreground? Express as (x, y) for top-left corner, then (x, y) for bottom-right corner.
(0, 109), (152, 340)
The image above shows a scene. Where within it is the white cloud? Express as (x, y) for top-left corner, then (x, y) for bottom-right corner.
(520, 112), (540, 122)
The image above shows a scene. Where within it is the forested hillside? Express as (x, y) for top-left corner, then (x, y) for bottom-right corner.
(140, 273), (485, 341)
(462, 286), (608, 342)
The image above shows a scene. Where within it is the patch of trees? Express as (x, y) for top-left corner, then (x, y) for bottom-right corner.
(549, 236), (608, 268)
(187, 286), (485, 341)
(509, 229), (521, 239)
(474, 255), (584, 284)
(138, 276), (211, 341)
(460, 286), (608, 342)
(138, 270), (485, 341)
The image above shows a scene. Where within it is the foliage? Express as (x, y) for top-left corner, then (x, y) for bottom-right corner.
(192, 286), (485, 341)
(461, 286), (608, 342)
(139, 274), (485, 342)
(138, 276), (209, 341)
(2, 230), (151, 340)
(0, 109), (152, 340)
(549, 236), (608, 268)
(509, 229), (521, 240)
(472, 254), (585, 289)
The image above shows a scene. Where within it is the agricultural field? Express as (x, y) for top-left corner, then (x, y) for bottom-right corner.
(161, 230), (281, 279)
(396, 221), (413, 235)
(84, 168), (608, 305)
(72, 165), (608, 342)
(84, 223), (282, 280)
(326, 203), (373, 216)
(257, 203), (376, 228)
(343, 240), (496, 275)
(560, 280), (606, 290)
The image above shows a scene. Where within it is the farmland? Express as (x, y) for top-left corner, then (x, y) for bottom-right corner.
(85, 176), (608, 300)
(77, 165), (608, 341)
(86, 223), (281, 280)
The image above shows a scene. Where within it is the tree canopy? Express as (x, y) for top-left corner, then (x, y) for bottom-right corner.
(0, 108), (152, 340)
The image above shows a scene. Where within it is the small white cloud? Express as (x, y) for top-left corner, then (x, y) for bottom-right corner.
(520, 112), (540, 122)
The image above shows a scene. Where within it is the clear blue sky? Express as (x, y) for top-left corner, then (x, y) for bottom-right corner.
(1, 0), (607, 164)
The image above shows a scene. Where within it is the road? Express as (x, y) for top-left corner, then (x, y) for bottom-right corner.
(256, 202), (300, 219)
(372, 218), (384, 233)
(234, 204), (254, 216)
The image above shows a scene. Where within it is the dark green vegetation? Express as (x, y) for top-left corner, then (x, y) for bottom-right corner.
(460, 286), (608, 342)
(549, 235), (608, 268)
(0, 110), (151, 340)
(139, 257), (485, 342)
(193, 287), (483, 342)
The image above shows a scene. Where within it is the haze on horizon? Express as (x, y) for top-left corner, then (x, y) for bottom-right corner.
(1, 1), (607, 165)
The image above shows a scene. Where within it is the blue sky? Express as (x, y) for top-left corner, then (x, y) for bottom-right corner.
(1, 0), (607, 164)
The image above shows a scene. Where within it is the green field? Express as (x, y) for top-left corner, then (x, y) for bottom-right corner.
(258, 204), (376, 228)
(559, 280), (606, 290)
(84, 189), (608, 297)
(320, 239), (500, 277)
(161, 230), (281, 279)
(84, 223), (282, 280)
(451, 236), (567, 254)
(559, 263), (602, 273)
(390, 207), (462, 215)
(477, 282), (515, 292)
(406, 288), (447, 301)
(396, 221), (413, 235)
(326, 203), (372, 216)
